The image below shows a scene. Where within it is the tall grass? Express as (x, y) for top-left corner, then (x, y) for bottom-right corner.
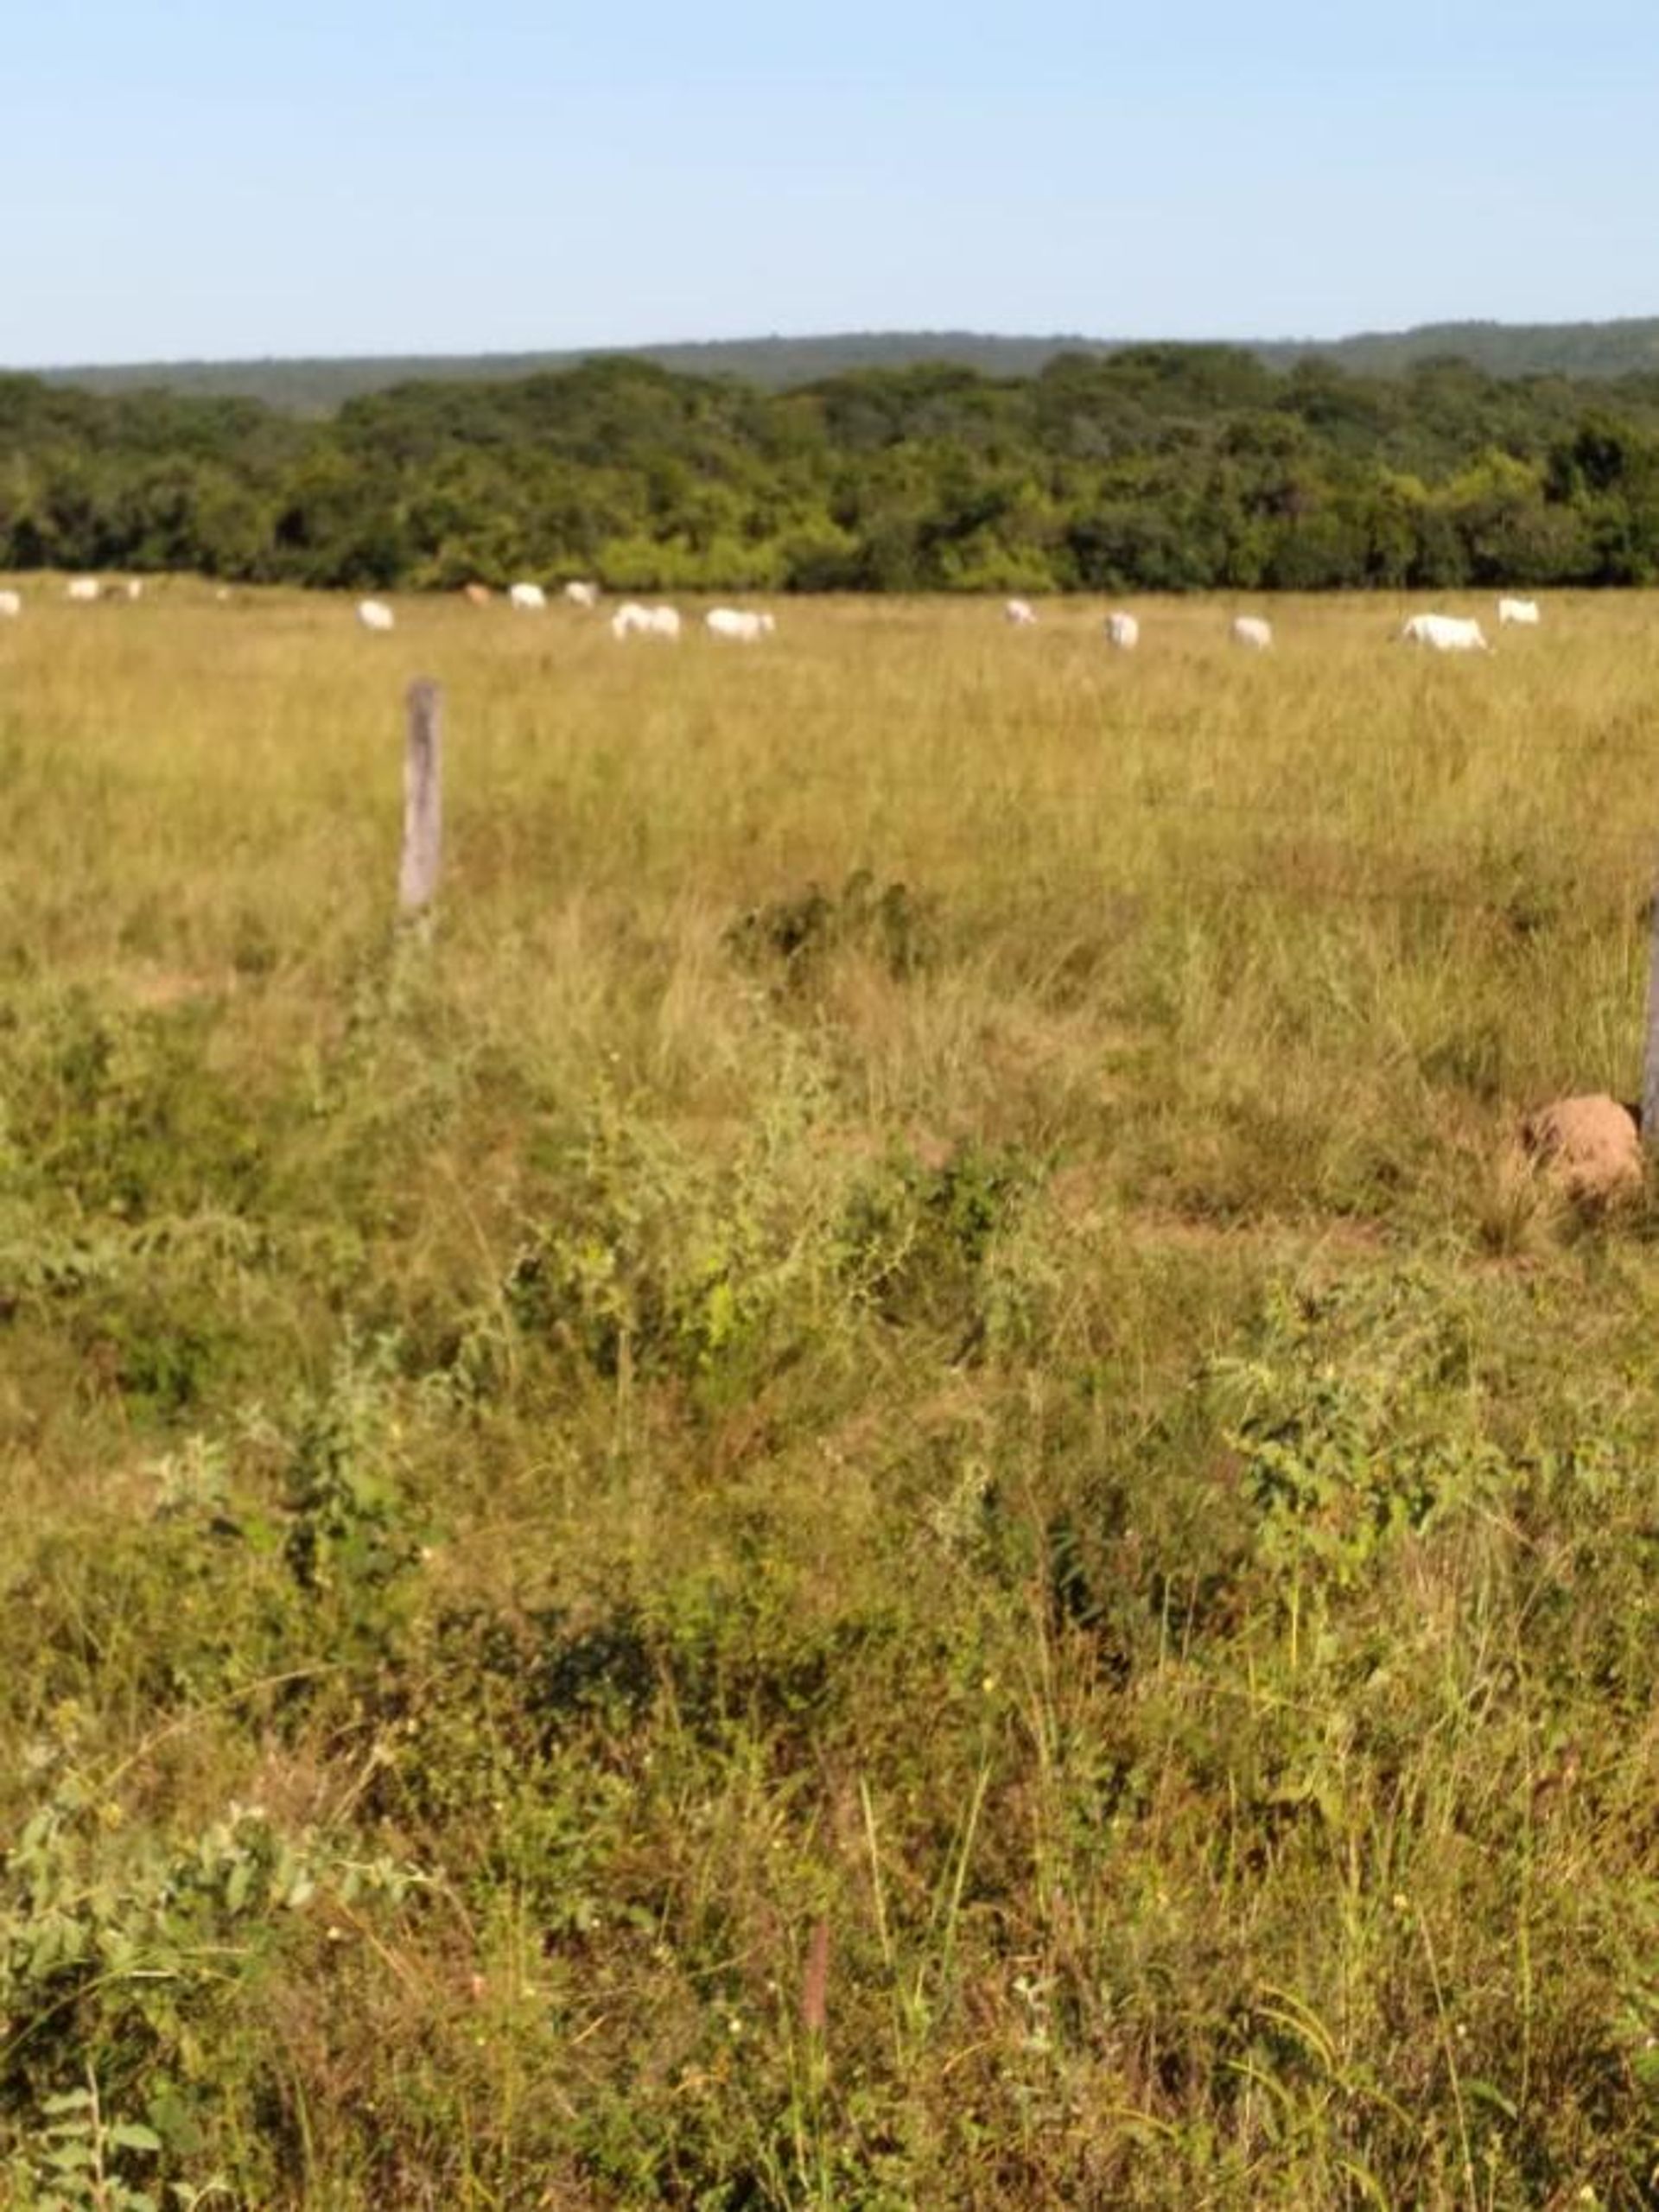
(0, 580), (1655, 2207)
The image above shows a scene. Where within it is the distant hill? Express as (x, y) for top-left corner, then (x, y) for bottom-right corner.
(30, 337), (1097, 416)
(27, 336), (1109, 415)
(1286, 316), (1659, 381)
(23, 316), (1659, 415)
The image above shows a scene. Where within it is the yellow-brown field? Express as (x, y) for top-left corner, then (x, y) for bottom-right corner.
(4, 582), (1654, 1113)
(1, 582), (1656, 2206)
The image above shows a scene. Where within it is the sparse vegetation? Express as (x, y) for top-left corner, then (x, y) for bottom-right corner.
(0, 585), (1656, 2206)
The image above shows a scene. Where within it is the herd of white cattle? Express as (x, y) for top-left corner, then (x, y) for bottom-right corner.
(0, 576), (1548, 655)
(1014, 595), (1543, 652)
(0, 576), (146, 617)
(355, 588), (776, 642)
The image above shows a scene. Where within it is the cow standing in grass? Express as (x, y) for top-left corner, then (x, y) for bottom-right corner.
(613, 602), (682, 640)
(1400, 613), (1490, 652)
(706, 608), (774, 642)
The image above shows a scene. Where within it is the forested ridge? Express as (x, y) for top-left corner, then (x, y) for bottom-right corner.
(10, 342), (1659, 592)
(34, 314), (1659, 412)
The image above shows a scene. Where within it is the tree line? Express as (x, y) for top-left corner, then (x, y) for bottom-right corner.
(38, 316), (1659, 413)
(7, 345), (1659, 594)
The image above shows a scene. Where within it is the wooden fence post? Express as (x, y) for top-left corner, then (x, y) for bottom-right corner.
(399, 678), (442, 916)
(1643, 876), (1659, 1147)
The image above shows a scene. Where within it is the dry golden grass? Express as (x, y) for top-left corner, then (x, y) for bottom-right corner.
(2, 580), (1657, 2208)
(6, 577), (1655, 1259)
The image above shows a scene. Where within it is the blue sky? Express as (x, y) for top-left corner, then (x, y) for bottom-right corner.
(7, 0), (1656, 365)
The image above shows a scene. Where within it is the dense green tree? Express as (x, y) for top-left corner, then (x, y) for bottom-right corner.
(5, 347), (1659, 593)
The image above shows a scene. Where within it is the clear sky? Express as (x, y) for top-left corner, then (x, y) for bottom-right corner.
(7, 0), (1656, 365)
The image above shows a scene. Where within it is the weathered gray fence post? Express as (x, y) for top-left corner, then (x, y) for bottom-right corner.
(399, 678), (442, 917)
(1643, 878), (1659, 1147)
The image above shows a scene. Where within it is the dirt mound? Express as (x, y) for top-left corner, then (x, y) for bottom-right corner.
(1520, 1094), (1644, 1206)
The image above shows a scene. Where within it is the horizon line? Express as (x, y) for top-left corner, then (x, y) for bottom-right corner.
(15, 310), (1659, 378)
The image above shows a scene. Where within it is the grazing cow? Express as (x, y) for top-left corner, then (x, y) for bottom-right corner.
(124, 579), (143, 602)
(705, 607), (772, 642)
(1498, 596), (1541, 626)
(1231, 615), (1273, 650)
(563, 580), (600, 608)
(357, 599), (396, 632)
(1004, 598), (1037, 626)
(1400, 613), (1490, 653)
(1104, 611), (1140, 650)
(0, 590), (21, 619)
(462, 582), (493, 606)
(509, 582), (547, 612)
(66, 577), (100, 603)
(607, 601), (683, 639)
(612, 601), (679, 639)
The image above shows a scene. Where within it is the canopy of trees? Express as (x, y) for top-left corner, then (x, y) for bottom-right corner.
(10, 346), (1659, 593)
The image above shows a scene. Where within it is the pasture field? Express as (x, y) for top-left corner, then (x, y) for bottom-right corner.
(0, 582), (1656, 2208)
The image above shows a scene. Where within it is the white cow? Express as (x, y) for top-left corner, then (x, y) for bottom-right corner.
(1400, 613), (1490, 653)
(563, 580), (600, 608)
(0, 590), (21, 619)
(124, 579), (144, 602)
(66, 577), (100, 603)
(1004, 598), (1037, 626)
(357, 598), (396, 632)
(1104, 611), (1140, 650)
(509, 582), (547, 612)
(1497, 597), (1541, 627)
(1231, 615), (1273, 650)
(612, 601), (680, 639)
(705, 607), (772, 642)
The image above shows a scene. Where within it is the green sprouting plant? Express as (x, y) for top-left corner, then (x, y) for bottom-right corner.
(1211, 1274), (1512, 1647)
(18, 994), (264, 1223)
(250, 1332), (423, 1602)
(1, 1765), (418, 2145)
(503, 1090), (834, 1399)
(6, 2075), (164, 2212)
(834, 1141), (1042, 1350)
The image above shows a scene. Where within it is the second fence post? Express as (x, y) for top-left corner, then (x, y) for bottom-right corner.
(399, 677), (443, 917)
(1643, 867), (1659, 1147)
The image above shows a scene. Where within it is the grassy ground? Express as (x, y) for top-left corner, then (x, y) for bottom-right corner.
(0, 581), (1655, 2208)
